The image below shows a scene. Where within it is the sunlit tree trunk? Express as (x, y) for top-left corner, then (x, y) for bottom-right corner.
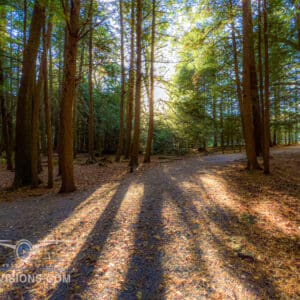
(14, 1), (44, 188)
(130, 0), (142, 170)
(144, 0), (156, 163)
(116, 0), (126, 162)
(125, 0), (135, 160)
(59, 0), (80, 192)
(242, 0), (260, 170)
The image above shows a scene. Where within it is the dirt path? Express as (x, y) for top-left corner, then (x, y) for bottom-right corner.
(0, 146), (299, 299)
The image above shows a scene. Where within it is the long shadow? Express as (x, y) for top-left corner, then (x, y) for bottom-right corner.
(162, 169), (284, 299)
(201, 200), (296, 299)
(48, 177), (134, 299)
(191, 174), (296, 298)
(0, 186), (103, 267)
(213, 151), (300, 201)
(159, 170), (216, 297)
(118, 165), (214, 299)
(118, 169), (165, 300)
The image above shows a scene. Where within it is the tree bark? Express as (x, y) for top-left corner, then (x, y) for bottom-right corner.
(14, 1), (44, 188)
(144, 0), (156, 163)
(116, 0), (126, 162)
(0, 8), (13, 171)
(44, 7), (54, 187)
(257, 0), (265, 156)
(130, 0), (142, 170)
(242, 0), (260, 170)
(229, 0), (245, 140)
(125, 0), (135, 160)
(31, 46), (44, 187)
(88, 0), (96, 163)
(263, 0), (270, 174)
(246, 1), (262, 157)
(59, 0), (80, 193)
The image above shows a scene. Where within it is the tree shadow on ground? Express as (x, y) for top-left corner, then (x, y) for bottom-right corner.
(157, 163), (291, 298)
(48, 177), (134, 299)
(0, 178), (128, 299)
(2, 155), (298, 299)
(0, 186), (105, 268)
(189, 171), (298, 298)
(118, 166), (213, 299)
(213, 154), (300, 201)
(117, 170), (165, 299)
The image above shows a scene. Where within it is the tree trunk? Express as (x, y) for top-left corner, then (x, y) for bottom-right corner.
(14, 1), (44, 188)
(247, 1), (262, 157)
(124, 0), (135, 159)
(0, 8), (13, 170)
(263, 0), (270, 174)
(88, 0), (96, 163)
(59, 0), (80, 193)
(44, 7), (54, 187)
(23, 0), (27, 49)
(144, 0), (156, 163)
(31, 47), (44, 187)
(229, 0), (245, 139)
(130, 0), (142, 170)
(74, 41), (84, 159)
(220, 95), (224, 153)
(212, 90), (217, 148)
(242, 0), (260, 170)
(257, 0), (265, 155)
(116, 0), (126, 162)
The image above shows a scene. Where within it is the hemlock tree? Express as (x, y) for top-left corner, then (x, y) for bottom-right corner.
(59, 0), (80, 193)
(130, 0), (143, 170)
(144, 0), (156, 163)
(14, 1), (45, 188)
(242, 0), (260, 170)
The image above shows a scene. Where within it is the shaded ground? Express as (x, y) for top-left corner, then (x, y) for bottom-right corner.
(0, 146), (299, 299)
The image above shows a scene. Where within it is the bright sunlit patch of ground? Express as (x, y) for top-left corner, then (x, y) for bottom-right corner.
(0, 182), (121, 297)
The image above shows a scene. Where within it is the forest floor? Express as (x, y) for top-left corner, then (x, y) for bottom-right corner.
(0, 146), (299, 299)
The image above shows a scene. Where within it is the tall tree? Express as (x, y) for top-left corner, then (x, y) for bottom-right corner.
(31, 21), (46, 187)
(44, 5), (54, 188)
(88, 0), (96, 163)
(242, 0), (260, 170)
(59, 0), (80, 192)
(116, 0), (126, 162)
(14, 1), (45, 187)
(257, 0), (265, 155)
(125, 0), (135, 159)
(130, 0), (142, 170)
(0, 6), (13, 170)
(144, 0), (156, 163)
(229, 0), (245, 140)
(263, 0), (270, 174)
